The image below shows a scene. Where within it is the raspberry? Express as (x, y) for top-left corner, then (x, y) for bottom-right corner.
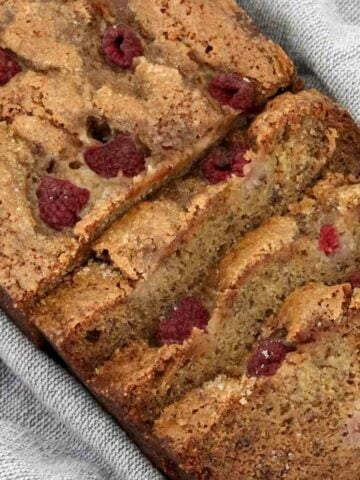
(229, 143), (251, 177)
(0, 48), (21, 86)
(201, 142), (250, 184)
(102, 25), (143, 69)
(348, 271), (360, 288)
(208, 74), (255, 111)
(247, 339), (294, 378)
(318, 224), (341, 255)
(36, 176), (90, 231)
(84, 134), (145, 179)
(158, 297), (210, 345)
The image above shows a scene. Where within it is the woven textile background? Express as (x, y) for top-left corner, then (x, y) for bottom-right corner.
(1, 1), (359, 479)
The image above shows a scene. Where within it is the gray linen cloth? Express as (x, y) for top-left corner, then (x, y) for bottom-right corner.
(1, 1), (359, 478)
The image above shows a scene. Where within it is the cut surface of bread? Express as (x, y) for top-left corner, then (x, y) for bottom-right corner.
(32, 90), (360, 378)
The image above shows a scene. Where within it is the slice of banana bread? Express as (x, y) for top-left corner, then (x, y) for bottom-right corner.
(152, 282), (360, 480)
(0, 0), (295, 342)
(32, 90), (360, 378)
(88, 177), (360, 430)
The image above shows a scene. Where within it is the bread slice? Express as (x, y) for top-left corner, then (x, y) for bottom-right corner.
(151, 282), (360, 480)
(32, 90), (360, 376)
(88, 177), (360, 432)
(1, 0), (295, 342)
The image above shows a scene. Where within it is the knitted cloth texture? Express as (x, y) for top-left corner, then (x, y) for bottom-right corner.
(1, 1), (359, 478)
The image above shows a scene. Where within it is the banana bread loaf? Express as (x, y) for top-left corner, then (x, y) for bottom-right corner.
(3, 2), (360, 479)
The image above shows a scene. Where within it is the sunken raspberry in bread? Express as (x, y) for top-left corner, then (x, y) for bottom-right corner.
(0, 0), (295, 342)
(32, 90), (360, 379)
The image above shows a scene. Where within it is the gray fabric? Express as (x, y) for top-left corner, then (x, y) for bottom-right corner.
(0, 1), (359, 479)
(240, 0), (360, 123)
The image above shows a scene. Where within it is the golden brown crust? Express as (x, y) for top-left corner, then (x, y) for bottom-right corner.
(126, 0), (296, 96)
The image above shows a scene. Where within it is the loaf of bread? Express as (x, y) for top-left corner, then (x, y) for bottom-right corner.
(2, 2), (360, 479)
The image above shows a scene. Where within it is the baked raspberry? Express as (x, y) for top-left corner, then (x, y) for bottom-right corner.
(247, 339), (294, 378)
(229, 143), (251, 177)
(0, 48), (21, 86)
(36, 176), (90, 231)
(348, 270), (360, 288)
(208, 74), (255, 111)
(158, 297), (210, 345)
(318, 224), (341, 255)
(102, 25), (143, 69)
(84, 134), (145, 179)
(201, 143), (250, 184)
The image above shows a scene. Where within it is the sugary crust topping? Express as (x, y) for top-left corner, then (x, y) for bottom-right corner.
(275, 283), (351, 343)
(93, 199), (186, 280)
(0, 0), (86, 71)
(349, 288), (360, 311)
(0, 71), (94, 138)
(154, 375), (255, 444)
(248, 90), (338, 156)
(0, 123), (79, 305)
(94, 57), (224, 153)
(91, 338), (203, 403)
(127, 0), (295, 94)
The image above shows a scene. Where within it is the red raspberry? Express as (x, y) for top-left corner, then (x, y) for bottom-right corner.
(201, 143), (250, 184)
(158, 297), (210, 345)
(36, 176), (90, 231)
(318, 224), (341, 255)
(208, 74), (255, 111)
(0, 48), (21, 86)
(102, 25), (143, 69)
(84, 134), (145, 179)
(229, 143), (251, 177)
(247, 339), (294, 378)
(348, 271), (360, 288)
